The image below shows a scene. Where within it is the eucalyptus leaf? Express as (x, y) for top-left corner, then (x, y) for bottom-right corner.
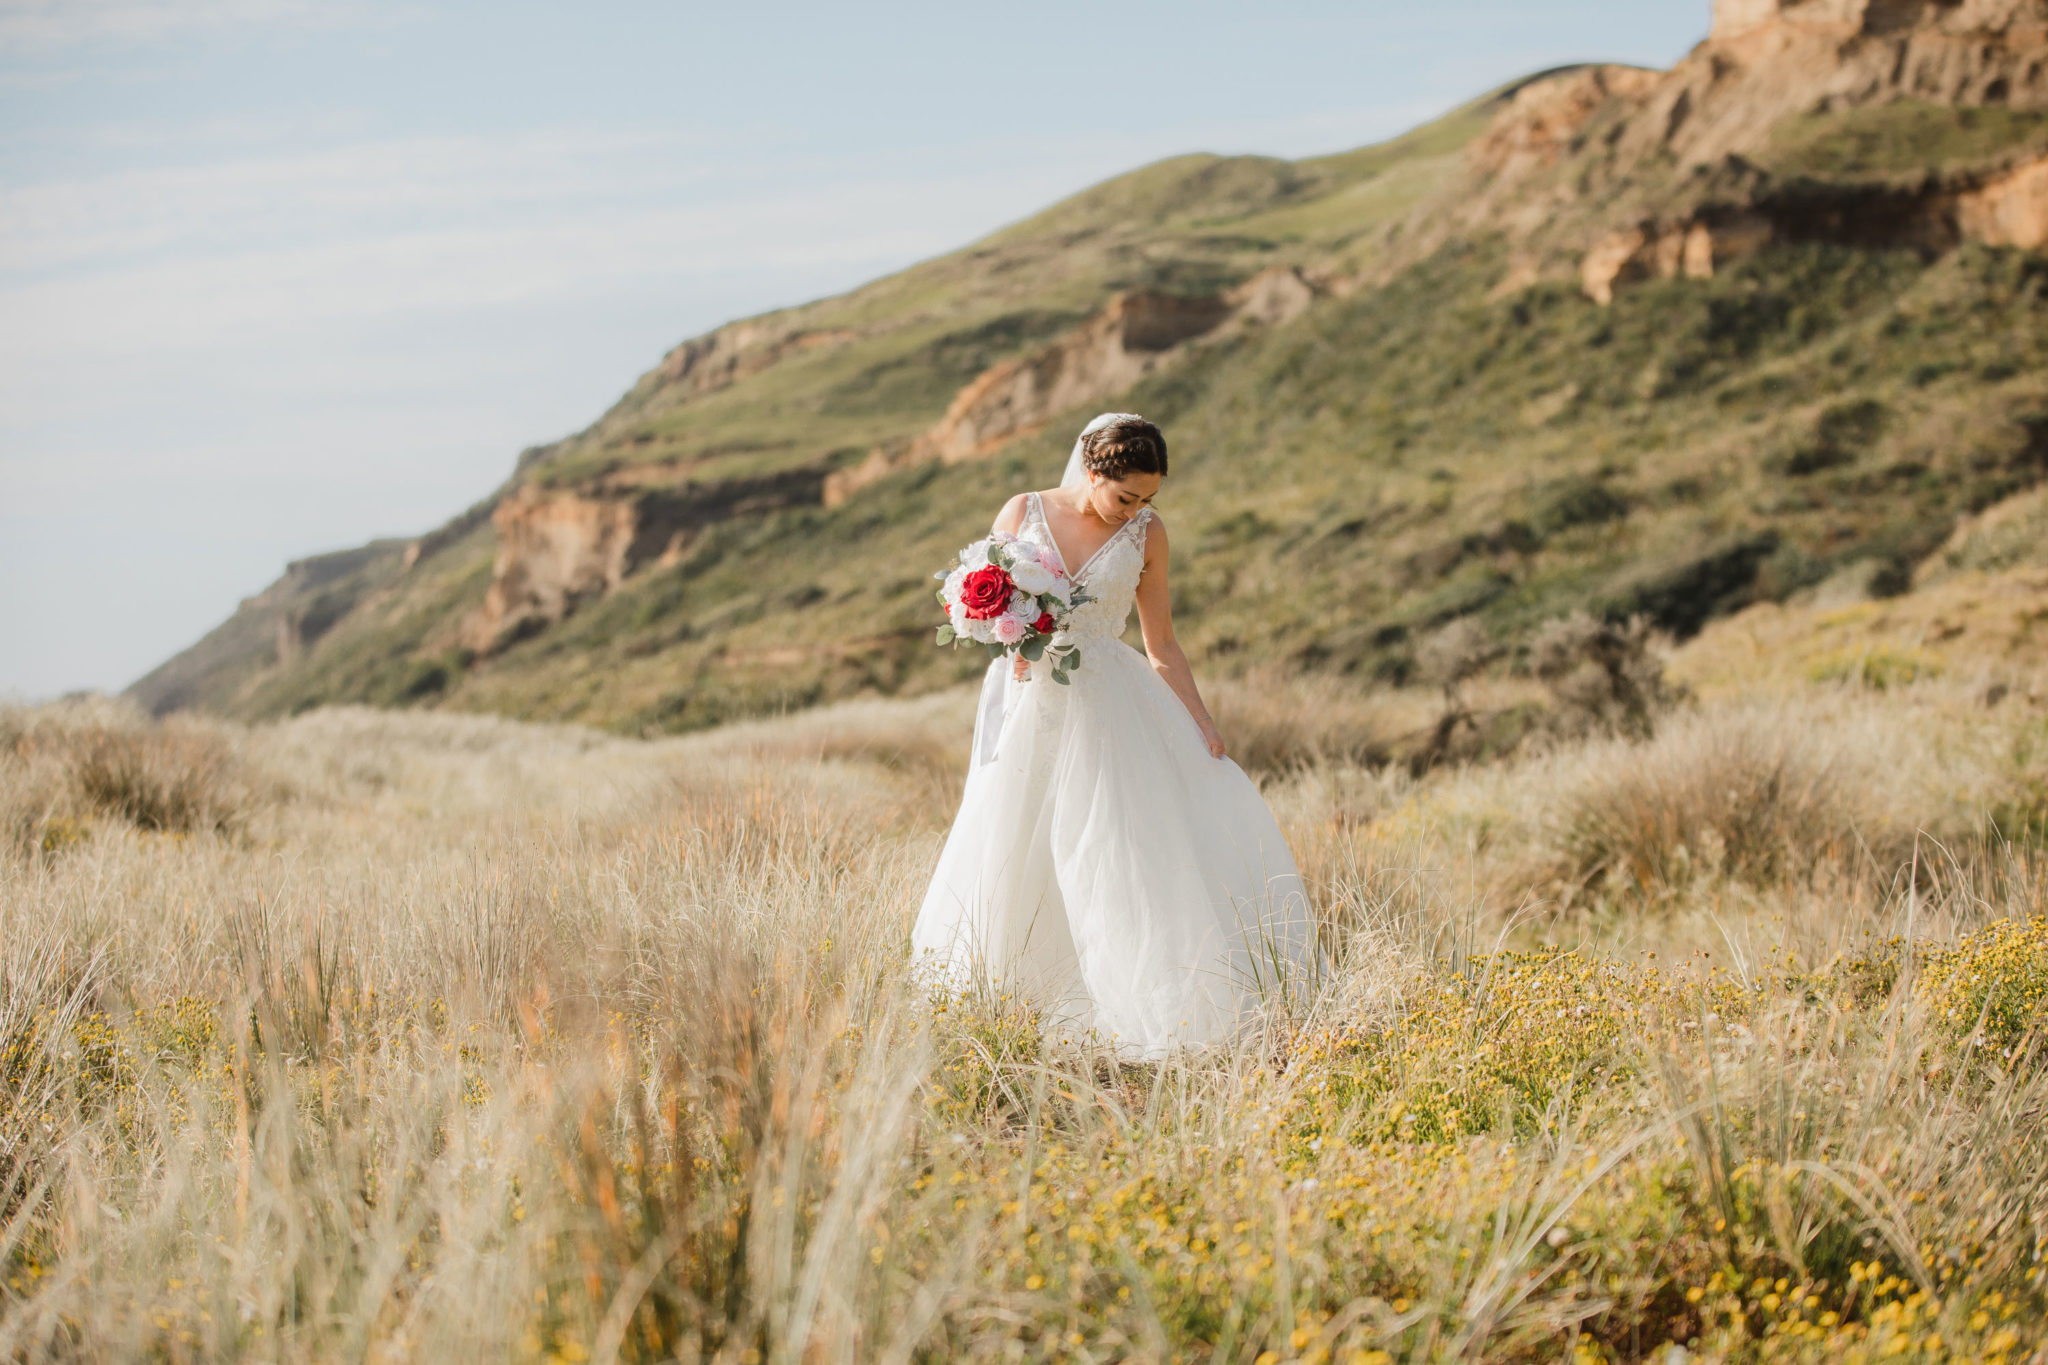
(935, 624), (955, 646)
(1065, 647), (1083, 672)
(1052, 669), (1071, 686)
(1020, 637), (1045, 661)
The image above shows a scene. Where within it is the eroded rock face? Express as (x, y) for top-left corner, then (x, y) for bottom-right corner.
(652, 320), (861, 402)
(1959, 155), (2048, 247)
(1713, 0), (2048, 42)
(1515, 0), (2048, 302)
(1422, 0), (2048, 304)
(1228, 263), (1320, 327)
(913, 292), (1231, 465)
(1676, 0), (2048, 170)
(464, 486), (640, 651)
(1581, 212), (1775, 302)
(463, 465), (829, 651)
(823, 267), (1317, 506)
(1579, 150), (2048, 301)
(916, 267), (1318, 465)
(1469, 66), (1665, 182)
(471, 265), (1315, 640)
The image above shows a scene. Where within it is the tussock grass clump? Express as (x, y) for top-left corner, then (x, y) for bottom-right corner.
(1553, 712), (1864, 901)
(64, 723), (244, 833)
(1208, 670), (1411, 776)
(0, 701), (265, 856)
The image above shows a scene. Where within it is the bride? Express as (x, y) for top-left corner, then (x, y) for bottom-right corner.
(912, 412), (1320, 1058)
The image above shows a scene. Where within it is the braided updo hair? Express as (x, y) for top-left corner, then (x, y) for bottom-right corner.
(1080, 416), (1168, 481)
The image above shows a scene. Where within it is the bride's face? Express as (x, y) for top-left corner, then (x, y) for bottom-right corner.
(1085, 470), (1163, 523)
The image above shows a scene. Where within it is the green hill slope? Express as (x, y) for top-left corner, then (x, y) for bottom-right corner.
(130, 7), (2048, 730)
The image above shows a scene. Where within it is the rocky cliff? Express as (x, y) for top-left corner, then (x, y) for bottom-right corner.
(824, 267), (1317, 506)
(1421, 0), (2048, 301)
(134, 3), (2048, 731)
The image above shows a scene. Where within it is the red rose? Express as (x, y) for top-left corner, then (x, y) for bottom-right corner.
(1033, 612), (1056, 634)
(958, 565), (1015, 620)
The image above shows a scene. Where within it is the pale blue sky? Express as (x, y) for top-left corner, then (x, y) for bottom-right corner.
(0, 1), (1708, 699)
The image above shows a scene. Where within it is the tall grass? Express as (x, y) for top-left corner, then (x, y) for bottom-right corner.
(1, 700), (260, 858)
(2, 682), (2044, 1361)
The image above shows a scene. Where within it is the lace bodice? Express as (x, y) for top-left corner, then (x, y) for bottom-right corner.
(1023, 492), (1152, 643)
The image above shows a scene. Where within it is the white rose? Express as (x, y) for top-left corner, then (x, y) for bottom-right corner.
(941, 568), (970, 628)
(958, 538), (995, 570)
(1011, 560), (1058, 596)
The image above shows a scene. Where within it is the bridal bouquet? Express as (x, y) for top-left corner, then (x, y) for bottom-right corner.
(934, 535), (1090, 684)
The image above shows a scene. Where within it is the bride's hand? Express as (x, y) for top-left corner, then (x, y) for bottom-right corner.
(1012, 655), (1030, 683)
(1198, 719), (1226, 760)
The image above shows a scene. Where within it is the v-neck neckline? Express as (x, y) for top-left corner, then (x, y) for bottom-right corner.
(1031, 491), (1135, 584)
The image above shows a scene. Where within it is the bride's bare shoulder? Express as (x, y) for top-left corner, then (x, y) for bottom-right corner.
(991, 492), (1032, 534)
(1140, 508), (1169, 558)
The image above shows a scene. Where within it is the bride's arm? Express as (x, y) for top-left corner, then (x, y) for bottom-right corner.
(994, 494), (1030, 680)
(1132, 516), (1227, 759)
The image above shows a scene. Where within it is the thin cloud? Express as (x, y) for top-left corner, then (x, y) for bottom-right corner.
(1, 168), (1053, 352)
(0, 0), (369, 50)
(1, 127), (734, 273)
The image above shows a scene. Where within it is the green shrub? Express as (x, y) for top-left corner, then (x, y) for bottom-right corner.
(1919, 916), (2048, 1061)
(1284, 949), (1761, 1147)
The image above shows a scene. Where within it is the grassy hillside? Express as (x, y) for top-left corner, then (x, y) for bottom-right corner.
(263, 236), (2047, 734)
(132, 77), (2048, 734)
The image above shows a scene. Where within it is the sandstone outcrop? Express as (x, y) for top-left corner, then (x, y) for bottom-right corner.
(823, 266), (1317, 506)
(1957, 154), (2048, 246)
(1468, 65), (1664, 183)
(1426, 0), (2048, 303)
(462, 465), (829, 651)
(912, 291), (1233, 465)
(1649, 0), (2048, 172)
(1580, 211), (1777, 304)
(1579, 148), (2048, 301)
(650, 319), (861, 403)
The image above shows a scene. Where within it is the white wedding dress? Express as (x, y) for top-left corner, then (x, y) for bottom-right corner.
(912, 479), (1319, 1058)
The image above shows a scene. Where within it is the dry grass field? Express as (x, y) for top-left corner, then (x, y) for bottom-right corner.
(4, 666), (2048, 1363)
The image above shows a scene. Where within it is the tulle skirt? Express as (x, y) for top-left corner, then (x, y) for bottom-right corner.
(911, 639), (1318, 1058)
